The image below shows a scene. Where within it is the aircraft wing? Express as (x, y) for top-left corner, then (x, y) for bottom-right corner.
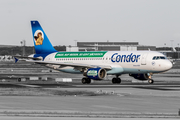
(26, 60), (112, 70)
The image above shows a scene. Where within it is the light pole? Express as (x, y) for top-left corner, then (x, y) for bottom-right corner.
(178, 43), (179, 59)
(74, 40), (77, 46)
(170, 40), (174, 51)
(20, 40), (26, 56)
(164, 43), (166, 51)
(20, 41), (23, 56)
(11, 49), (13, 56)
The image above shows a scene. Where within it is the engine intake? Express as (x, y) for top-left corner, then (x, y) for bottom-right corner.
(84, 68), (107, 80)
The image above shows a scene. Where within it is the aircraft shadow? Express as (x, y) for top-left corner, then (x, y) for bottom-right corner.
(133, 86), (180, 91)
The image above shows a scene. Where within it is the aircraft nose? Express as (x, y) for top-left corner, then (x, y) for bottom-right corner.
(166, 61), (173, 70)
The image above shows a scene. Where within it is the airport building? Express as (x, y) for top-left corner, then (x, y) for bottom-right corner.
(67, 42), (156, 51)
(65, 42), (180, 59)
(156, 47), (180, 59)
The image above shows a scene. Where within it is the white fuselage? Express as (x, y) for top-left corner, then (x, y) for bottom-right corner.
(42, 51), (172, 75)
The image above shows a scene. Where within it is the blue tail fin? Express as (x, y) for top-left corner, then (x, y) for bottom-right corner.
(31, 21), (57, 54)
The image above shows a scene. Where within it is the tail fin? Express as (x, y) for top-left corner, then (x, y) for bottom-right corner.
(31, 21), (57, 54)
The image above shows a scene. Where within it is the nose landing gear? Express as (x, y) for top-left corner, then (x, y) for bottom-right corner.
(148, 79), (154, 84)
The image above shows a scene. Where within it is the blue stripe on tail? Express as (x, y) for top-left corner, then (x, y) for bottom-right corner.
(31, 21), (57, 54)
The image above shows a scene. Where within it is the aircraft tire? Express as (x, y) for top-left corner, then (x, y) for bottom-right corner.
(116, 78), (121, 84)
(18, 78), (21, 82)
(82, 78), (87, 84)
(112, 78), (116, 84)
(112, 78), (121, 84)
(86, 78), (91, 84)
(82, 78), (91, 84)
(148, 79), (154, 84)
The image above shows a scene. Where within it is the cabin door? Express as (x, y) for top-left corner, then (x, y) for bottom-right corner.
(141, 53), (148, 65)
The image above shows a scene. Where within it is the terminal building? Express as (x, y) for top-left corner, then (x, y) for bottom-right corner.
(66, 41), (179, 59)
(69, 42), (156, 51)
(77, 42), (156, 51)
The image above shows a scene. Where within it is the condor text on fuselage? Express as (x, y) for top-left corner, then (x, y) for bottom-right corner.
(111, 53), (141, 63)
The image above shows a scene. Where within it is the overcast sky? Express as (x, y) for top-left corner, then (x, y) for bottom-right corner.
(0, 0), (180, 47)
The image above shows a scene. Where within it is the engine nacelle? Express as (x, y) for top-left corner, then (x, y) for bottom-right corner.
(129, 73), (151, 80)
(84, 68), (107, 80)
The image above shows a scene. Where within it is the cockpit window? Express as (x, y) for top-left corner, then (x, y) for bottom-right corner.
(160, 56), (166, 59)
(152, 56), (167, 60)
(153, 56), (156, 60)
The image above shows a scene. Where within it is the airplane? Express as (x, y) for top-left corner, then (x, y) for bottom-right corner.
(15, 21), (173, 84)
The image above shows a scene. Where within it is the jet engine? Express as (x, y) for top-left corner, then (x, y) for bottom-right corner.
(84, 68), (107, 80)
(129, 73), (151, 80)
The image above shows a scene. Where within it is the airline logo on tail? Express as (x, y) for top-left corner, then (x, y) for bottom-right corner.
(31, 21), (57, 54)
(34, 30), (44, 46)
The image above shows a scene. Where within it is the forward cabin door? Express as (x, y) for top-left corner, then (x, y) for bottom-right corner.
(141, 53), (148, 65)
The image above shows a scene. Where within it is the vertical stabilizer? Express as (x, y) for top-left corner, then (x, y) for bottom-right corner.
(31, 21), (57, 54)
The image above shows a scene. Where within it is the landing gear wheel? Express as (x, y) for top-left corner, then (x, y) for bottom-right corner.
(86, 78), (91, 84)
(117, 78), (121, 84)
(17, 78), (21, 82)
(112, 78), (121, 84)
(82, 78), (91, 84)
(82, 78), (86, 84)
(148, 79), (154, 84)
(112, 78), (116, 84)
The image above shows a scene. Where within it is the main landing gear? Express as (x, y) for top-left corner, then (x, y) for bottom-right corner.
(148, 79), (154, 84)
(82, 77), (91, 84)
(112, 75), (121, 84)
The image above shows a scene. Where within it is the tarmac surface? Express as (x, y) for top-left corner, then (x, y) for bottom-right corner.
(0, 62), (180, 119)
(0, 117), (178, 120)
(0, 83), (180, 119)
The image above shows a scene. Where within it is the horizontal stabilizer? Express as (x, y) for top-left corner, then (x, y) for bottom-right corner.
(13, 56), (42, 63)
(14, 57), (19, 63)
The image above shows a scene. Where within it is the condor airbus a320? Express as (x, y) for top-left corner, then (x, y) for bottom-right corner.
(15, 21), (172, 84)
